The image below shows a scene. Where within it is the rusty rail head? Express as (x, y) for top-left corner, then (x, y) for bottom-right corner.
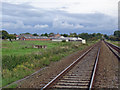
(89, 46), (101, 90)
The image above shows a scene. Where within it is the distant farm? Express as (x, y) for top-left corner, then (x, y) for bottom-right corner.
(2, 30), (119, 88)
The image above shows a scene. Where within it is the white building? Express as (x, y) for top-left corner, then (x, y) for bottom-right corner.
(52, 36), (86, 44)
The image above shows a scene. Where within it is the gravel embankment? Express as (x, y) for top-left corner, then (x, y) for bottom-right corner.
(93, 41), (119, 88)
(17, 44), (95, 88)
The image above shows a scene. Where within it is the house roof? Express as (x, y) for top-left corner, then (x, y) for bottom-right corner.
(24, 36), (48, 39)
(52, 37), (83, 41)
(18, 34), (48, 39)
(18, 34), (32, 38)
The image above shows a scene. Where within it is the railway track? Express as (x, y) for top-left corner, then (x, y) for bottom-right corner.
(42, 42), (101, 89)
(104, 41), (120, 59)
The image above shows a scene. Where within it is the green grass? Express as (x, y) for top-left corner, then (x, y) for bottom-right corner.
(8, 84), (17, 88)
(5, 83), (17, 88)
(2, 40), (67, 55)
(2, 40), (97, 88)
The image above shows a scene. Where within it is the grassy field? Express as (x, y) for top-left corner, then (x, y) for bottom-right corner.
(2, 40), (97, 87)
(2, 40), (67, 55)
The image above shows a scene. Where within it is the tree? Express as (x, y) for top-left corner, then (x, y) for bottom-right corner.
(44, 33), (48, 36)
(41, 33), (48, 36)
(69, 33), (77, 37)
(1, 30), (9, 39)
(24, 32), (31, 34)
(96, 33), (102, 39)
(109, 36), (117, 41)
(91, 33), (96, 37)
(104, 34), (109, 39)
(114, 30), (120, 38)
(78, 33), (90, 40)
(8, 34), (16, 40)
(14, 33), (17, 36)
(49, 32), (54, 35)
(33, 33), (38, 36)
(61, 34), (68, 37)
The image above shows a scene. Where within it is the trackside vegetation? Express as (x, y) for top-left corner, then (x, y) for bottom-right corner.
(2, 40), (97, 87)
(107, 40), (120, 47)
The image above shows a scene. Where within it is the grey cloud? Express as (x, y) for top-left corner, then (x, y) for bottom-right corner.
(2, 2), (117, 34)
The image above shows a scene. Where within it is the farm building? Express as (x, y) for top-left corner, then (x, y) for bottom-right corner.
(17, 35), (50, 41)
(16, 34), (86, 43)
(49, 33), (61, 39)
(52, 36), (86, 44)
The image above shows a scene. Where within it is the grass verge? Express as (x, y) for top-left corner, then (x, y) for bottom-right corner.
(2, 40), (97, 87)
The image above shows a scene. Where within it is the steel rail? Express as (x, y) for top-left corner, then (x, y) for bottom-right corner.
(104, 41), (120, 59)
(42, 42), (101, 89)
(42, 43), (99, 90)
(89, 46), (101, 90)
(104, 41), (120, 51)
(106, 41), (120, 49)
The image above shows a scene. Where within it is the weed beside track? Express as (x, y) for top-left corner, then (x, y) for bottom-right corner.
(2, 40), (96, 87)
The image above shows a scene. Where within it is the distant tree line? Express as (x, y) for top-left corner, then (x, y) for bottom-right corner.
(1, 30), (120, 41)
(0, 30), (16, 40)
(104, 30), (120, 41)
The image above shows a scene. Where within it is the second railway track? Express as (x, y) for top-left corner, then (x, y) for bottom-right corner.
(42, 42), (101, 89)
(104, 41), (120, 59)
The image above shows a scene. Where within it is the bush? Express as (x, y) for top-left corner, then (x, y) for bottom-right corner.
(62, 40), (66, 42)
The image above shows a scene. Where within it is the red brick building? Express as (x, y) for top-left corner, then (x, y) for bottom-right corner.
(18, 35), (50, 41)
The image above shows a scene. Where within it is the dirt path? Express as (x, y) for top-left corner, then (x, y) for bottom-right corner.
(17, 44), (95, 88)
(93, 41), (119, 88)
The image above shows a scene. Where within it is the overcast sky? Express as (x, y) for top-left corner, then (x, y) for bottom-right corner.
(1, 0), (119, 34)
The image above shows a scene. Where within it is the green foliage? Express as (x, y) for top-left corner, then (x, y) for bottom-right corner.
(1, 30), (16, 40)
(105, 30), (120, 41)
(69, 33), (77, 37)
(7, 84), (18, 88)
(49, 32), (54, 35)
(1, 30), (9, 39)
(33, 33), (39, 36)
(24, 32), (31, 34)
(2, 40), (96, 87)
(109, 36), (120, 41)
(78, 33), (102, 41)
(104, 34), (109, 39)
(8, 34), (16, 39)
(41, 33), (48, 36)
(61, 34), (68, 37)
(107, 40), (120, 47)
(78, 33), (89, 40)
(44, 33), (48, 36)
(114, 30), (120, 37)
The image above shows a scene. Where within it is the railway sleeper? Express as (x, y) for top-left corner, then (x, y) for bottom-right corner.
(52, 85), (88, 88)
(56, 82), (89, 86)
(63, 75), (87, 78)
(63, 77), (90, 80)
(59, 80), (89, 83)
(71, 71), (92, 73)
(68, 74), (91, 76)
